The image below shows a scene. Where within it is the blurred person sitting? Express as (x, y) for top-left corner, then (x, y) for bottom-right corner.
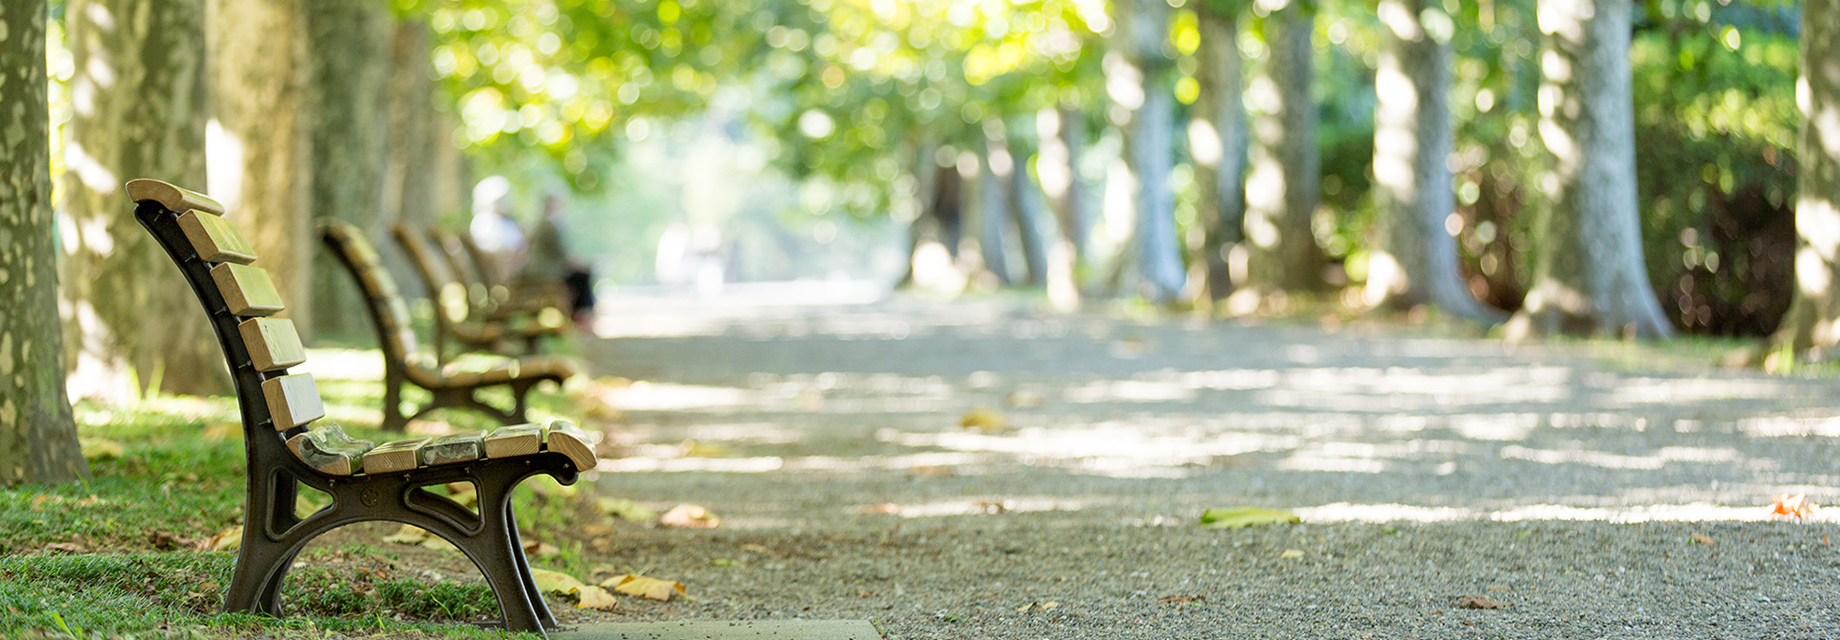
(469, 176), (526, 282)
(517, 190), (596, 327)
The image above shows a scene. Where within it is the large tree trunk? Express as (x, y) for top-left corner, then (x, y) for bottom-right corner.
(381, 19), (440, 301)
(977, 143), (1015, 286)
(1113, 0), (1186, 303)
(209, 0), (313, 337)
(1193, 4), (1248, 302)
(0, 0), (89, 486)
(62, 0), (225, 399)
(1243, 5), (1323, 294)
(1366, 0), (1503, 323)
(307, 0), (390, 339)
(1008, 137), (1052, 287)
(1772, 0), (1840, 357)
(1505, 0), (1671, 338)
(1037, 107), (1089, 308)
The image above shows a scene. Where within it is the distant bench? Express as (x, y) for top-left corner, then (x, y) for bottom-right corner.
(129, 179), (594, 635)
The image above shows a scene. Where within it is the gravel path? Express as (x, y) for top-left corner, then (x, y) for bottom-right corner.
(568, 291), (1840, 639)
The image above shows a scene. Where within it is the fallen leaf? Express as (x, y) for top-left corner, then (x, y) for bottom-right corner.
(659, 504), (721, 529)
(530, 568), (587, 594)
(1455, 596), (1509, 609)
(1016, 601), (1060, 612)
(973, 500), (1013, 514)
(1691, 534), (1718, 546)
(525, 542), (561, 558)
(1279, 549), (1305, 559)
(1200, 507), (1301, 529)
(1158, 595), (1205, 605)
(79, 437), (125, 461)
(598, 498), (659, 522)
(443, 482), (478, 507)
(1772, 494), (1818, 518)
(200, 526), (242, 552)
(76, 495), (103, 507)
(602, 574), (686, 601)
(383, 525), (430, 545)
(149, 531), (190, 551)
(420, 537), (459, 553)
(44, 542), (87, 554)
(573, 585), (619, 610)
(959, 408), (1007, 432)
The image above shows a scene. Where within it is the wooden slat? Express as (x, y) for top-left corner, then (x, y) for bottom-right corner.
(177, 211), (256, 264)
(544, 420), (597, 471)
(125, 179), (225, 216)
(420, 430), (487, 467)
(483, 424), (544, 459)
(363, 437), (430, 474)
(286, 424), (374, 476)
(261, 373), (324, 430)
(211, 263), (286, 316)
(238, 318), (306, 372)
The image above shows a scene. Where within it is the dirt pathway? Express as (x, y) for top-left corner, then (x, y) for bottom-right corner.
(570, 292), (1840, 639)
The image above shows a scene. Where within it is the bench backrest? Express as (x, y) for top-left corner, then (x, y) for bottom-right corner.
(428, 227), (494, 310)
(320, 220), (432, 370)
(128, 179), (327, 442)
(391, 224), (472, 330)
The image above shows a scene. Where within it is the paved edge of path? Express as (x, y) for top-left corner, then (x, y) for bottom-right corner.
(555, 620), (885, 640)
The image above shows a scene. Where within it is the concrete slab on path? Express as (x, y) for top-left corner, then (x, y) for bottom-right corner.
(556, 620), (883, 640)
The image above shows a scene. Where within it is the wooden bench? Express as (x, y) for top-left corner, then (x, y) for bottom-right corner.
(128, 179), (595, 635)
(428, 226), (565, 324)
(322, 220), (580, 431)
(392, 224), (566, 363)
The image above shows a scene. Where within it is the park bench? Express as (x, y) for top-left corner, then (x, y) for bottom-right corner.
(322, 220), (580, 431)
(428, 226), (565, 324)
(128, 179), (596, 634)
(393, 224), (565, 363)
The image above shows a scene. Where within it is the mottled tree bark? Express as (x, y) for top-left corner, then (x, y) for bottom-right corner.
(308, 0), (391, 338)
(1193, 3), (1248, 302)
(1772, 0), (1840, 356)
(1506, 0), (1671, 338)
(62, 0), (225, 399)
(1366, 0), (1503, 323)
(0, 0), (89, 486)
(1113, 0), (1187, 304)
(209, 0), (313, 337)
(1243, 5), (1323, 294)
(1008, 137), (1051, 287)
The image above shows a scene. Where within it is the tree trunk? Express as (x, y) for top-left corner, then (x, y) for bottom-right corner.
(1243, 5), (1323, 293)
(62, 0), (225, 399)
(976, 143), (1016, 286)
(1771, 0), (1840, 357)
(1037, 107), (1089, 308)
(308, 0), (390, 339)
(1193, 4), (1248, 302)
(1505, 0), (1671, 339)
(1366, 0), (1504, 323)
(209, 0), (313, 337)
(1008, 138), (1052, 287)
(1114, 0), (1187, 303)
(0, 0), (89, 486)
(381, 19), (439, 301)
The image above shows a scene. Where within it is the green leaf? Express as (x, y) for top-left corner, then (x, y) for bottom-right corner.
(1198, 507), (1300, 529)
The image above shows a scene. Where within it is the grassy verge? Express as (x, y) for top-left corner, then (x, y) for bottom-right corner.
(0, 347), (614, 639)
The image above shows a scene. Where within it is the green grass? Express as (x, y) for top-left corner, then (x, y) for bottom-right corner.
(0, 346), (601, 638)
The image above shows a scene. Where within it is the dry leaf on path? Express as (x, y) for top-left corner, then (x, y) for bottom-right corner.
(530, 568), (587, 594)
(1772, 494), (1818, 518)
(1691, 534), (1718, 546)
(200, 526), (242, 552)
(1016, 601), (1060, 612)
(959, 408), (1007, 432)
(1279, 549), (1305, 559)
(44, 542), (87, 554)
(522, 540), (561, 558)
(149, 531), (190, 551)
(383, 525), (430, 545)
(1199, 507), (1300, 529)
(602, 574), (686, 601)
(573, 585), (619, 610)
(659, 504), (721, 529)
(1455, 596), (1509, 609)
